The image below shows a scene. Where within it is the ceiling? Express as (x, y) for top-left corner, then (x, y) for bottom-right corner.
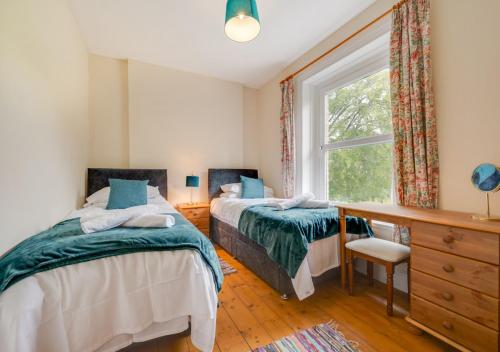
(69, 0), (374, 88)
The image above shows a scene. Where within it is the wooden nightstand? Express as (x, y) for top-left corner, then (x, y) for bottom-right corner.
(176, 203), (210, 237)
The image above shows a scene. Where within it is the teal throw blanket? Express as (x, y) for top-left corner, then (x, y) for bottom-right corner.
(238, 206), (372, 278)
(0, 214), (223, 293)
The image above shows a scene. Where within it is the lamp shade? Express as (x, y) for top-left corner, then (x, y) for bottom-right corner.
(186, 175), (200, 188)
(225, 0), (260, 42)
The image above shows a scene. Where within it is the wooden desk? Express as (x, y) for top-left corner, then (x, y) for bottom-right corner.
(336, 203), (500, 352)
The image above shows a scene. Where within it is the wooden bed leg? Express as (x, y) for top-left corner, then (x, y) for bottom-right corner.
(339, 208), (347, 290)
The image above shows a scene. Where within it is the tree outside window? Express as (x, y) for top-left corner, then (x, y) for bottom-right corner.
(325, 69), (393, 203)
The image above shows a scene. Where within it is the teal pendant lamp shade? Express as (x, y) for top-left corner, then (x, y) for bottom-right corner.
(186, 175), (200, 188)
(225, 0), (260, 42)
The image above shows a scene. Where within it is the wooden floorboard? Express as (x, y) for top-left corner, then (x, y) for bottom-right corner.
(123, 247), (455, 352)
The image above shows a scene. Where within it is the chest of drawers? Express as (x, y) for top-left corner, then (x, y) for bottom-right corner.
(410, 221), (499, 352)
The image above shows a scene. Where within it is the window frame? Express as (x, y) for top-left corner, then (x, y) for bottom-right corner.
(294, 20), (392, 200)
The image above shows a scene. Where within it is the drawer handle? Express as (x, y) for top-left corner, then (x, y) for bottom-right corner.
(441, 292), (454, 301)
(442, 321), (453, 330)
(442, 235), (454, 244)
(442, 264), (454, 273)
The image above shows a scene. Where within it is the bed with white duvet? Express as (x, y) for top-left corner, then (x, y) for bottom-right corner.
(0, 168), (221, 352)
(208, 168), (372, 301)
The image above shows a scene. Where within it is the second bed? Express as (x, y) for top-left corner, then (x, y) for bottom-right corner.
(208, 168), (372, 300)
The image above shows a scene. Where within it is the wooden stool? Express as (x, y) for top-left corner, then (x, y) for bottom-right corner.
(345, 238), (410, 316)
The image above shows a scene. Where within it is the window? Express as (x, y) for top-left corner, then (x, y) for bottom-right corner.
(324, 69), (393, 203)
(295, 28), (393, 203)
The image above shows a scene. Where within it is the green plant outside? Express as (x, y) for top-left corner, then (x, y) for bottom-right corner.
(327, 69), (393, 203)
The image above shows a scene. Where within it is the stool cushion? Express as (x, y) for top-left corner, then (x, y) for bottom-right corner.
(345, 238), (410, 262)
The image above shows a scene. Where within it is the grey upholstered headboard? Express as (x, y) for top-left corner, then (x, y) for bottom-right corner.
(208, 168), (258, 201)
(87, 168), (168, 199)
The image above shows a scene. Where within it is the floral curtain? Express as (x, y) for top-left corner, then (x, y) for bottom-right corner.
(390, 0), (439, 244)
(280, 78), (295, 198)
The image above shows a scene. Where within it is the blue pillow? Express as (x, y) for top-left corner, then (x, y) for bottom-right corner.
(106, 178), (149, 209)
(240, 175), (264, 198)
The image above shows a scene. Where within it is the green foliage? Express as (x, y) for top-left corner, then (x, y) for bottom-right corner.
(327, 69), (393, 203)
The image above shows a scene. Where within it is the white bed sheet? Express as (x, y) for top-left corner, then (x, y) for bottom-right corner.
(210, 198), (357, 300)
(0, 199), (218, 352)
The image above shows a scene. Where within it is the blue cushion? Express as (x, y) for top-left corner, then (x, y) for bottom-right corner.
(240, 175), (264, 198)
(106, 178), (149, 209)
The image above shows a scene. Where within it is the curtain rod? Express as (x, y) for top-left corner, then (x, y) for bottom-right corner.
(280, 0), (406, 85)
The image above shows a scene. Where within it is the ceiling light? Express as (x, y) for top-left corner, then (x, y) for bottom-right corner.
(225, 0), (260, 43)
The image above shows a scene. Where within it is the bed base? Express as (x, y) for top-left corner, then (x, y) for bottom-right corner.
(211, 216), (339, 298)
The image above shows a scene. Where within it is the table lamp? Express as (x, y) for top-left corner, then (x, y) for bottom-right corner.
(186, 175), (200, 204)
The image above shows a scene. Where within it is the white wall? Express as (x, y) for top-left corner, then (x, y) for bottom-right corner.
(88, 54), (129, 168)
(243, 87), (260, 170)
(87, 56), (255, 205)
(432, 0), (500, 215)
(0, 0), (89, 254)
(257, 82), (284, 196)
(127, 60), (244, 204)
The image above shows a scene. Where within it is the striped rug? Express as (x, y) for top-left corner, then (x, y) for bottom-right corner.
(252, 322), (358, 352)
(218, 257), (237, 275)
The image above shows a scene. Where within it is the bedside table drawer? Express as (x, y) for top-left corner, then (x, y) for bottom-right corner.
(181, 207), (210, 219)
(190, 217), (209, 228)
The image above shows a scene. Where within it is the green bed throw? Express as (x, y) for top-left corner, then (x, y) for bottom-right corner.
(0, 214), (223, 293)
(238, 206), (372, 278)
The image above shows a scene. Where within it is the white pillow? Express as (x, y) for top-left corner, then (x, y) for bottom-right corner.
(220, 192), (240, 198)
(86, 185), (161, 205)
(84, 194), (167, 208)
(220, 183), (274, 197)
(265, 187), (274, 198)
(220, 183), (241, 193)
(219, 187), (274, 199)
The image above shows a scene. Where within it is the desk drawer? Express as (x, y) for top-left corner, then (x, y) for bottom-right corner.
(180, 207), (210, 219)
(411, 269), (498, 329)
(411, 245), (499, 297)
(412, 221), (499, 265)
(411, 295), (498, 352)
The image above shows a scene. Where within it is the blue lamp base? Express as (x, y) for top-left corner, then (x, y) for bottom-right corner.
(188, 187), (198, 205)
(186, 175), (200, 205)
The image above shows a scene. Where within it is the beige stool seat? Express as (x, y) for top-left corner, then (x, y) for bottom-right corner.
(345, 238), (410, 262)
(346, 237), (411, 316)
